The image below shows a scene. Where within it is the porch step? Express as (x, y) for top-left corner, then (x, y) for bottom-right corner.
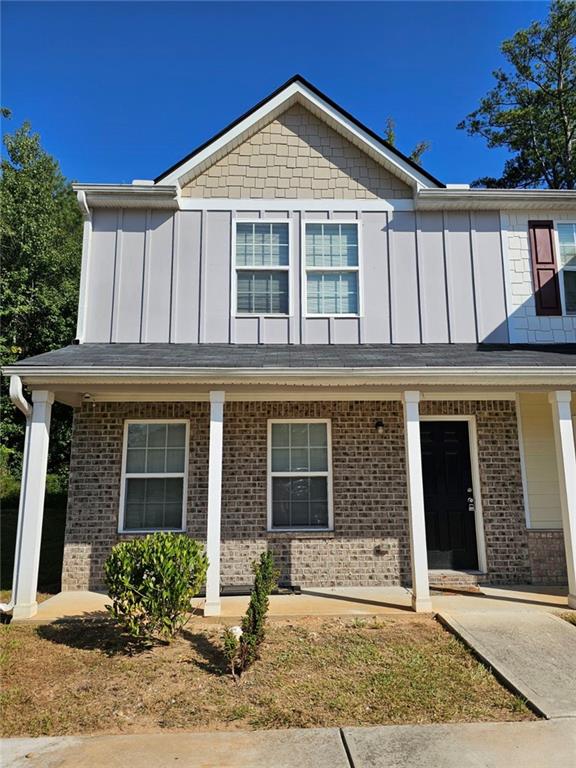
(428, 569), (486, 592)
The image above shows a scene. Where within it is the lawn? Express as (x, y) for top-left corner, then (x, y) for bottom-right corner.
(0, 615), (534, 737)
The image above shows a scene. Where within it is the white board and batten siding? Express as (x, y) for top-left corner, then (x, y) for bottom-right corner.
(83, 206), (510, 345)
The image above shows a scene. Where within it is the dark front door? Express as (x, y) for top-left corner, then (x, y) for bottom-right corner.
(420, 421), (478, 570)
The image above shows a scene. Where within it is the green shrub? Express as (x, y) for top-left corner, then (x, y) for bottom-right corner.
(104, 532), (208, 641)
(223, 551), (279, 678)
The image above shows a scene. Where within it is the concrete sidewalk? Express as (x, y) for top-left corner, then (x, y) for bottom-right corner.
(439, 610), (576, 719)
(3, 720), (576, 768)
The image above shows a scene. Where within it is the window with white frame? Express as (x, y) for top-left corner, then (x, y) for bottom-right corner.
(120, 421), (188, 532)
(557, 223), (576, 314)
(268, 421), (332, 530)
(305, 222), (359, 315)
(235, 222), (289, 314)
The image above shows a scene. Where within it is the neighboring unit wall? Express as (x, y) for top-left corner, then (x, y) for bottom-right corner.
(83, 207), (509, 345)
(61, 399), (529, 591)
(504, 211), (576, 342)
(518, 393), (562, 529)
(181, 105), (412, 200)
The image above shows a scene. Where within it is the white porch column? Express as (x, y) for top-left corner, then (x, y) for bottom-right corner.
(548, 391), (576, 609)
(204, 390), (225, 616)
(12, 390), (54, 620)
(402, 391), (432, 613)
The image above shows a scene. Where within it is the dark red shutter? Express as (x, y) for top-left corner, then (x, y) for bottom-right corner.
(528, 220), (562, 316)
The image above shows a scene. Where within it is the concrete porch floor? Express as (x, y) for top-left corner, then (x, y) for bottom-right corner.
(11, 584), (574, 623)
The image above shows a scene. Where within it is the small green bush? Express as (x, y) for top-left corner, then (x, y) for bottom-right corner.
(104, 532), (208, 641)
(223, 551), (279, 678)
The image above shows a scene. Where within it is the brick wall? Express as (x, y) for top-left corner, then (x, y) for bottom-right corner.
(62, 399), (531, 591)
(180, 104), (412, 200)
(527, 530), (567, 585)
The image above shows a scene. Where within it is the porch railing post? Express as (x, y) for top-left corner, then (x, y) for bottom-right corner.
(12, 390), (54, 620)
(549, 391), (576, 609)
(205, 390), (225, 616)
(402, 391), (432, 613)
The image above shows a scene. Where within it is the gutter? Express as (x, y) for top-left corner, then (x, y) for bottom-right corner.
(3, 365), (576, 387)
(0, 377), (33, 614)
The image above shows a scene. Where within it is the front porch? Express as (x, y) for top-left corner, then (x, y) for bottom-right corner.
(4, 380), (576, 621)
(13, 584), (573, 624)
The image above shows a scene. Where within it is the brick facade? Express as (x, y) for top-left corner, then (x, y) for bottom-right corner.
(62, 399), (554, 592)
(180, 104), (412, 200)
(526, 530), (567, 585)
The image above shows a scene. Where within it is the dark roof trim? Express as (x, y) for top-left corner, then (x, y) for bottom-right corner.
(154, 74), (445, 188)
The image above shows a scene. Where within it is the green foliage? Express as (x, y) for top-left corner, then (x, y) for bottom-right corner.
(384, 116), (431, 164)
(458, 1), (576, 188)
(223, 552), (279, 678)
(0, 118), (82, 477)
(104, 533), (208, 641)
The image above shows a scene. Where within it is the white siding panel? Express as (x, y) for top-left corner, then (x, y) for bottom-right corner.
(204, 211), (232, 342)
(418, 212), (449, 342)
(142, 211), (173, 342)
(389, 211), (420, 342)
(444, 211), (477, 343)
(113, 210), (146, 342)
(172, 211), (201, 342)
(85, 210), (118, 342)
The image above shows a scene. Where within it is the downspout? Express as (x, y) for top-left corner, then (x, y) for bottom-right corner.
(0, 376), (33, 613)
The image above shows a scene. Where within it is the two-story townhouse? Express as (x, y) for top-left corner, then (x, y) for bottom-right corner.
(3, 76), (576, 620)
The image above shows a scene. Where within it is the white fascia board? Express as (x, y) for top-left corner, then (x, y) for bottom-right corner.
(158, 82), (438, 191)
(178, 198), (414, 212)
(5, 366), (576, 387)
(417, 189), (576, 211)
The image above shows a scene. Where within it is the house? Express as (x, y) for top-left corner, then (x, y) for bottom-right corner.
(3, 75), (576, 620)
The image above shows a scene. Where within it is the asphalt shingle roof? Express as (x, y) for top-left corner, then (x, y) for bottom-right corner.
(10, 343), (576, 369)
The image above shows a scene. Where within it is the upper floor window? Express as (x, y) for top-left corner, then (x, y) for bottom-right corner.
(235, 222), (289, 315)
(557, 223), (576, 314)
(304, 222), (359, 315)
(119, 421), (188, 532)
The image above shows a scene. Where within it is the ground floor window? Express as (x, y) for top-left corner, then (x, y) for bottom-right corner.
(119, 420), (189, 532)
(268, 420), (333, 530)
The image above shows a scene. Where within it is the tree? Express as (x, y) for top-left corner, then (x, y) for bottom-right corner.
(458, 0), (576, 189)
(384, 116), (431, 165)
(0, 119), (82, 477)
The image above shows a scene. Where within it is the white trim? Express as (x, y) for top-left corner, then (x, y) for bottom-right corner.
(420, 414), (488, 575)
(178, 198), (415, 212)
(548, 391), (576, 608)
(231, 219), (292, 319)
(75, 193), (92, 343)
(157, 82), (437, 190)
(8, 366), (576, 387)
(266, 418), (334, 532)
(301, 219), (362, 318)
(205, 390), (225, 616)
(402, 391), (432, 612)
(499, 212), (514, 342)
(118, 419), (190, 534)
(514, 394), (532, 528)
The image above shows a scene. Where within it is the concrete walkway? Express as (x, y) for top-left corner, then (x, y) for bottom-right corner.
(3, 720), (576, 767)
(438, 610), (576, 719)
(15, 584), (572, 623)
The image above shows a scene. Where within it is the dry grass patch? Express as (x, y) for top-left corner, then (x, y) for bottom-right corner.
(0, 615), (533, 737)
(560, 611), (576, 626)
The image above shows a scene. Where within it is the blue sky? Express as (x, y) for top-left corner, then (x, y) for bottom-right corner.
(2, 1), (549, 185)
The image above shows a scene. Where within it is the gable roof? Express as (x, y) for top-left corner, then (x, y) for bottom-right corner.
(154, 75), (444, 190)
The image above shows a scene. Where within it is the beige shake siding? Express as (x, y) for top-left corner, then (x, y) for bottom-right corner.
(181, 104), (412, 199)
(518, 393), (562, 529)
